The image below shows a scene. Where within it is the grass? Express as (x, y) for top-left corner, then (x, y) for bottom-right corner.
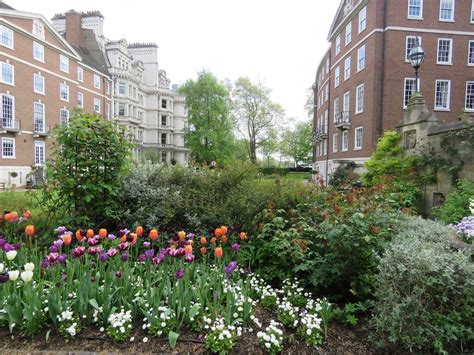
(0, 191), (49, 228)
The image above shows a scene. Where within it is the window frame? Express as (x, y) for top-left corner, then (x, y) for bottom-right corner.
(465, 81), (474, 112)
(345, 22), (352, 46)
(60, 83), (69, 102)
(335, 66), (340, 87)
(1, 137), (15, 159)
(343, 91), (350, 113)
(77, 66), (83, 82)
(33, 102), (45, 133)
(77, 92), (84, 109)
(355, 84), (364, 114)
(1, 61), (14, 85)
(33, 42), (44, 62)
(403, 77), (419, 108)
(332, 133), (338, 153)
(60, 108), (70, 126)
(93, 74), (101, 89)
(344, 56), (351, 81)
(32, 20), (45, 39)
(0, 25), (13, 49)
(471, 0), (474, 23)
(33, 73), (45, 95)
(434, 79), (451, 111)
(94, 98), (101, 113)
(342, 131), (349, 152)
(405, 36), (422, 62)
(358, 6), (367, 33)
(354, 127), (363, 150)
(59, 55), (69, 73)
(408, 0), (423, 19)
(357, 45), (366, 72)
(34, 140), (46, 166)
(439, 0), (455, 22)
(118, 82), (126, 96)
(333, 97), (340, 123)
(335, 35), (341, 56)
(1, 93), (15, 127)
(468, 40), (474, 66)
(437, 38), (453, 65)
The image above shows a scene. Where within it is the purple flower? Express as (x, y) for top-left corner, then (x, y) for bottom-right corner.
(0, 273), (9, 283)
(13, 243), (21, 251)
(49, 245), (59, 253)
(138, 254), (146, 262)
(115, 271), (122, 278)
(185, 254), (195, 263)
(47, 253), (59, 263)
(121, 253), (128, 262)
(58, 254), (67, 264)
(230, 225), (237, 232)
(144, 249), (155, 259)
(187, 233), (195, 239)
(54, 239), (64, 248)
(107, 248), (118, 258)
(55, 226), (67, 235)
(117, 242), (130, 251)
(99, 252), (108, 263)
(71, 246), (85, 258)
(4, 243), (15, 252)
(143, 241), (151, 248)
(224, 261), (238, 278)
(88, 246), (102, 255)
(40, 259), (50, 269)
(88, 237), (99, 246)
(175, 268), (185, 279)
(108, 234), (116, 241)
(231, 243), (240, 252)
(0, 238), (6, 250)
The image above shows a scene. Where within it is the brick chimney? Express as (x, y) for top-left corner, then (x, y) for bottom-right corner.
(64, 10), (82, 47)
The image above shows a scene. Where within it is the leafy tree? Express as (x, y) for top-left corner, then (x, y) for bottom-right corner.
(232, 77), (284, 164)
(37, 111), (132, 227)
(279, 121), (313, 166)
(304, 87), (315, 118)
(260, 128), (279, 167)
(178, 71), (235, 164)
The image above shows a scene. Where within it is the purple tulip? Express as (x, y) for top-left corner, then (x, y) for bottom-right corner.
(0, 238), (6, 249)
(4, 243), (15, 252)
(99, 252), (108, 263)
(138, 254), (146, 262)
(107, 248), (118, 258)
(58, 254), (67, 264)
(117, 243), (130, 251)
(144, 249), (155, 259)
(88, 237), (99, 246)
(54, 239), (64, 248)
(143, 241), (151, 248)
(71, 246), (85, 258)
(231, 243), (240, 252)
(0, 273), (9, 283)
(55, 226), (67, 234)
(47, 253), (59, 263)
(13, 243), (21, 251)
(40, 259), (50, 269)
(108, 234), (116, 241)
(121, 253), (128, 262)
(115, 271), (122, 278)
(224, 261), (238, 278)
(88, 246), (102, 255)
(49, 245), (59, 253)
(175, 268), (185, 279)
(185, 254), (195, 263)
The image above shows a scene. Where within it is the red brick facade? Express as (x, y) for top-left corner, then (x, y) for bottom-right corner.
(313, 0), (474, 181)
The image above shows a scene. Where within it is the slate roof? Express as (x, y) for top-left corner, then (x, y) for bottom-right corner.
(0, 1), (15, 10)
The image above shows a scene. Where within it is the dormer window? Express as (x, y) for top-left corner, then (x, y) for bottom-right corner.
(33, 20), (45, 39)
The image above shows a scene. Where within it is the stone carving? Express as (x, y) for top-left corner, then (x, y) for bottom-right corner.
(404, 130), (417, 149)
(343, 0), (355, 16)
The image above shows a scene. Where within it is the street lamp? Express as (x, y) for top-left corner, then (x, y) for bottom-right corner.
(408, 43), (425, 92)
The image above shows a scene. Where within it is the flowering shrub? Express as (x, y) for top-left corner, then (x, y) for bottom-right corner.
(452, 216), (474, 244)
(276, 300), (299, 328)
(106, 309), (133, 341)
(257, 320), (284, 354)
(143, 305), (175, 337)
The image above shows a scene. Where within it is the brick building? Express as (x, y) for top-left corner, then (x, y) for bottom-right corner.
(313, 0), (474, 182)
(0, 2), (111, 186)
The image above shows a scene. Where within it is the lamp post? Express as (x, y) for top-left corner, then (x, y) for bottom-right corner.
(408, 43), (426, 92)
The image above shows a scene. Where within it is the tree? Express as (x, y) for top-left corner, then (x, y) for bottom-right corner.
(279, 121), (313, 166)
(178, 71), (235, 164)
(232, 77), (284, 164)
(259, 128), (279, 167)
(304, 86), (315, 118)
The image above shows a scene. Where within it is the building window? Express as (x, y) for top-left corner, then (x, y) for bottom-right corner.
(106, 103), (110, 119)
(335, 35), (341, 55)
(440, 0), (455, 21)
(33, 73), (45, 95)
(435, 80), (451, 110)
(323, 139), (327, 156)
(468, 41), (474, 65)
(344, 57), (351, 80)
(357, 45), (366, 71)
(465, 81), (474, 111)
(161, 133), (167, 145)
(437, 38), (453, 64)
(335, 66), (340, 87)
(77, 67), (83, 82)
(161, 116), (167, 126)
(34, 102), (45, 132)
(0, 26), (13, 49)
(404, 78), (419, 108)
(33, 42), (44, 62)
(60, 83), (69, 102)
(1, 62), (14, 85)
(333, 97), (340, 123)
(1, 137), (15, 158)
(332, 133), (338, 152)
(325, 84), (329, 101)
(408, 0), (423, 19)
(93, 74), (101, 89)
(75, 93), (83, 109)
(161, 151), (167, 162)
(106, 82), (110, 95)
(118, 82), (126, 96)
(471, 0), (474, 22)
(356, 84), (364, 114)
(34, 141), (45, 165)
(60, 55), (69, 73)
(118, 103), (125, 116)
(345, 22), (352, 45)
(162, 99), (167, 109)
(342, 131), (349, 152)
(326, 58), (330, 74)
(354, 127), (363, 150)
(32, 20), (45, 39)
(1, 94), (14, 128)
(343, 91), (350, 114)
(406, 36), (421, 62)
(94, 98), (100, 113)
(325, 109), (329, 126)
(60, 108), (69, 125)
(358, 6), (367, 33)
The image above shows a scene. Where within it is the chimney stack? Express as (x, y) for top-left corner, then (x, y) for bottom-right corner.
(65, 10), (82, 47)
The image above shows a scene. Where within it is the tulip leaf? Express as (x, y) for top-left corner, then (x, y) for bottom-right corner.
(89, 299), (99, 309)
(168, 331), (179, 349)
(45, 330), (51, 343)
(189, 304), (200, 318)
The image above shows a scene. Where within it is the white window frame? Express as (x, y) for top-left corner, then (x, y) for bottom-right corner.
(77, 92), (84, 109)
(1, 137), (15, 159)
(33, 42), (44, 62)
(403, 77), (419, 108)
(405, 36), (422, 62)
(354, 127), (363, 150)
(439, 0), (455, 22)
(32, 20), (45, 39)
(60, 108), (69, 125)
(1, 93), (15, 128)
(332, 133), (338, 153)
(471, 0), (474, 23)
(356, 45), (365, 72)
(33, 73), (45, 95)
(408, 0), (423, 19)
(345, 22), (352, 46)
(118, 81), (126, 96)
(434, 79), (451, 111)
(34, 141), (45, 166)
(342, 131), (349, 152)
(335, 66), (340, 87)
(358, 6), (367, 33)
(325, 84), (329, 102)
(437, 38), (453, 65)
(77, 66), (83, 82)
(355, 84), (364, 114)
(93, 74), (101, 89)
(344, 57), (351, 81)
(1, 62), (14, 85)
(333, 97), (340, 123)
(94, 98), (101, 113)
(33, 102), (45, 133)
(465, 81), (474, 112)
(468, 40), (474, 66)
(0, 25), (13, 49)
(343, 91), (350, 113)
(60, 55), (69, 73)
(106, 102), (110, 119)
(60, 83), (69, 102)
(336, 35), (341, 55)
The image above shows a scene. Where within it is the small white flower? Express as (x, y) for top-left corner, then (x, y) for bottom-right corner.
(142, 337), (148, 343)
(100, 327), (105, 332)
(130, 336), (135, 342)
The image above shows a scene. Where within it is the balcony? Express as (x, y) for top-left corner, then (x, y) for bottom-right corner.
(313, 125), (328, 143)
(0, 119), (21, 134)
(335, 111), (351, 130)
(33, 125), (50, 138)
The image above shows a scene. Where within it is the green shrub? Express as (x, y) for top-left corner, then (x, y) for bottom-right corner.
(432, 179), (474, 224)
(371, 217), (474, 353)
(329, 161), (359, 188)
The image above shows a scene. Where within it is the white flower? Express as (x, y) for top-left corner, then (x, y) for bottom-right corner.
(8, 270), (19, 281)
(6, 250), (17, 261)
(143, 337), (148, 343)
(306, 328), (312, 335)
(20, 271), (33, 282)
(100, 327), (105, 332)
(24, 263), (35, 272)
(0, 263), (4, 273)
(130, 336), (135, 342)
(265, 342), (271, 348)
(470, 199), (474, 215)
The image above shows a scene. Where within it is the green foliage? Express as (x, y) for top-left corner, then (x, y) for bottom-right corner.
(37, 111), (132, 228)
(178, 71), (236, 164)
(432, 179), (474, 224)
(279, 121), (313, 166)
(371, 217), (474, 353)
(329, 161), (359, 189)
(363, 131), (423, 209)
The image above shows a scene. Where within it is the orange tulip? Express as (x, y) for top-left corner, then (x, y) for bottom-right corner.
(4, 213), (12, 222)
(120, 235), (127, 243)
(25, 225), (35, 236)
(200, 247), (207, 255)
(10, 211), (18, 220)
(221, 235), (228, 243)
(215, 246), (223, 258)
(149, 229), (158, 241)
(99, 229), (107, 239)
(200, 236), (207, 245)
(214, 228), (222, 237)
(0, 212), (2, 221)
(136, 226), (144, 237)
(178, 231), (186, 241)
(220, 226), (228, 235)
(239, 232), (247, 241)
(210, 237), (216, 245)
(86, 229), (94, 238)
(185, 244), (193, 255)
(131, 233), (138, 245)
(63, 234), (72, 246)
(76, 230), (84, 242)
(23, 210), (31, 219)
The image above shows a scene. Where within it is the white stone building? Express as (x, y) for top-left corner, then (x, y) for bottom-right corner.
(52, 11), (189, 164)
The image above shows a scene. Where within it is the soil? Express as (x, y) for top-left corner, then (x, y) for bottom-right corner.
(0, 307), (375, 354)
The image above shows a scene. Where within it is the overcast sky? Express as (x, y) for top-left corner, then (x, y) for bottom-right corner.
(8, 0), (340, 126)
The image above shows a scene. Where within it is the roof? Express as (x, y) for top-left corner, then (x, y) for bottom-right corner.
(70, 28), (110, 76)
(0, 1), (15, 10)
(128, 42), (158, 49)
(52, 10), (103, 20)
